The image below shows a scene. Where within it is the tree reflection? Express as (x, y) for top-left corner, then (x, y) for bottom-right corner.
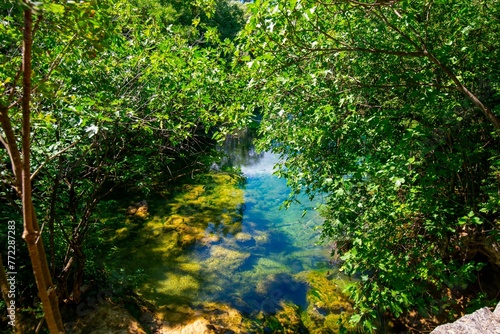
(216, 129), (265, 170)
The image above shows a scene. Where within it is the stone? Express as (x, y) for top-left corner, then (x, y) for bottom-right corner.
(235, 232), (256, 248)
(67, 301), (147, 334)
(431, 302), (500, 334)
(204, 245), (251, 272)
(161, 318), (213, 334)
(127, 200), (149, 218)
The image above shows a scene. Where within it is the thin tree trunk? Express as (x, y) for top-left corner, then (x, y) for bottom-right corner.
(20, 5), (65, 333)
(0, 107), (23, 195)
(71, 248), (86, 304)
(57, 256), (74, 302)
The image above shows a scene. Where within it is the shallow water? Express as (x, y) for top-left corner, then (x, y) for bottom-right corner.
(192, 150), (331, 315)
(107, 136), (354, 331)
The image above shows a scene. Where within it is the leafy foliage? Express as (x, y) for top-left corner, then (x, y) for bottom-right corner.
(0, 0), (248, 330)
(239, 0), (500, 330)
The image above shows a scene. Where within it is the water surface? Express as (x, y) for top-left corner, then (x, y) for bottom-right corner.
(193, 146), (330, 315)
(107, 135), (353, 331)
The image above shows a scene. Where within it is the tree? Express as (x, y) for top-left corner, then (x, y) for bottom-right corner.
(240, 0), (500, 330)
(1, 0), (248, 331)
(1, 1), (66, 332)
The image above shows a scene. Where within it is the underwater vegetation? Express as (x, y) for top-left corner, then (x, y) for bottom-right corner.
(108, 173), (245, 303)
(100, 166), (357, 332)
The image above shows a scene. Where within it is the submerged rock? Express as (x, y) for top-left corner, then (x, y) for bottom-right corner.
(205, 245), (251, 272)
(431, 302), (500, 334)
(127, 200), (149, 218)
(199, 233), (221, 246)
(235, 232), (257, 248)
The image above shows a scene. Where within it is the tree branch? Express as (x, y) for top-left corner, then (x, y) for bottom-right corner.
(371, 5), (500, 130)
(0, 106), (23, 194)
(423, 49), (500, 130)
(30, 139), (80, 181)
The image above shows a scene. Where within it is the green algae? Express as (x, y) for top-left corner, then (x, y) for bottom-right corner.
(297, 269), (357, 333)
(105, 172), (245, 310)
(101, 166), (358, 333)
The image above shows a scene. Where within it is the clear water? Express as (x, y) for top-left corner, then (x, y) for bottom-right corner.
(192, 147), (331, 315)
(106, 134), (351, 330)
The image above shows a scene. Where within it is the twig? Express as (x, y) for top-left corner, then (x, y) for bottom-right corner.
(30, 139), (81, 181)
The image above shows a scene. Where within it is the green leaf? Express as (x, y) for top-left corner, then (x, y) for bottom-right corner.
(44, 3), (65, 15)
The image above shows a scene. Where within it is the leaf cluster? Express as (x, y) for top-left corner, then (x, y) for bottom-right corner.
(0, 0), (249, 322)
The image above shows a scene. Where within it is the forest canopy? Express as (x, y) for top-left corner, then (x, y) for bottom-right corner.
(1, 0), (247, 332)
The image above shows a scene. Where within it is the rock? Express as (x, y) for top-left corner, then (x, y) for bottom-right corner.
(200, 233), (221, 246)
(127, 207), (138, 215)
(459, 234), (500, 267)
(235, 232), (256, 248)
(161, 318), (213, 334)
(154, 302), (248, 333)
(431, 302), (500, 334)
(483, 235), (500, 267)
(204, 246), (250, 272)
(68, 300), (147, 334)
(127, 200), (149, 218)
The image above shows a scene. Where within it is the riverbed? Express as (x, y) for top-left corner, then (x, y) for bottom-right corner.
(105, 136), (356, 332)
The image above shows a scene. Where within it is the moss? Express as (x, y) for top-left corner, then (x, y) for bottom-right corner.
(255, 257), (288, 272)
(296, 270), (356, 333)
(104, 172), (245, 309)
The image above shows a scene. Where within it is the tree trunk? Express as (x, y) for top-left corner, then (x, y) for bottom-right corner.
(71, 248), (86, 304)
(20, 5), (65, 333)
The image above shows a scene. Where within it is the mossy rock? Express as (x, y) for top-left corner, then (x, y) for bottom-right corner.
(257, 302), (307, 334)
(296, 270), (355, 333)
(204, 245), (251, 272)
(164, 215), (185, 227)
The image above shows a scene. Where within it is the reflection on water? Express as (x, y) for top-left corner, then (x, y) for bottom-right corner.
(107, 131), (355, 332)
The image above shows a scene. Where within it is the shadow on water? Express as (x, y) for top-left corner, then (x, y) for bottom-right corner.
(106, 173), (247, 305)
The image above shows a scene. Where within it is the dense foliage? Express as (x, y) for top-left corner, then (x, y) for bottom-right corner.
(0, 0), (247, 331)
(1, 0), (499, 332)
(239, 0), (500, 330)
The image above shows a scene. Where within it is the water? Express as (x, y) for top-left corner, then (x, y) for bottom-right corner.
(106, 133), (354, 331)
(193, 145), (330, 315)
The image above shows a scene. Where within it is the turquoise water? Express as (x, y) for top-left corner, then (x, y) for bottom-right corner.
(193, 150), (331, 315)
(107, 135), (353, 331)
